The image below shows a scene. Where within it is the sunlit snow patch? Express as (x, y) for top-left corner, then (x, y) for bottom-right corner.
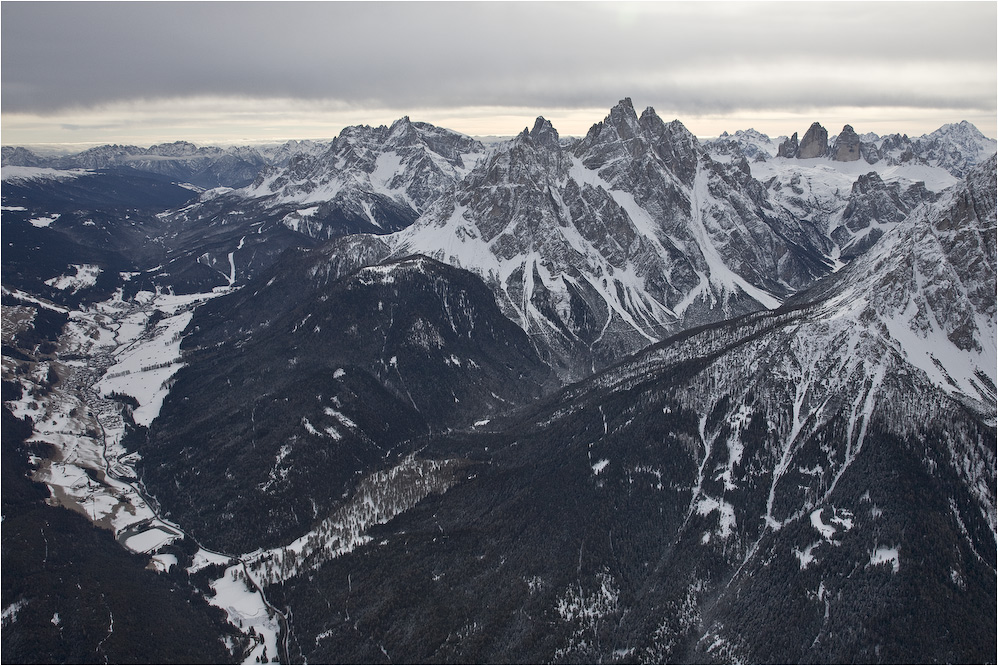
(29, 213), (60, 228)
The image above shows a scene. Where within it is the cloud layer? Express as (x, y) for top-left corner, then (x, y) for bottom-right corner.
(3, 2), (995, 142)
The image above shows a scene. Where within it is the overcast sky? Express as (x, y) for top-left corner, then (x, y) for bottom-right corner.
(2, 1), (995, 147)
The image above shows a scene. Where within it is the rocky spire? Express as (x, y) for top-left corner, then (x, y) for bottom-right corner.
(798, 122), (828, 159)
(777, 132), (799, 158)
(605, 97), (641, 140)
(831, 124), (861, 162)
(528, 116), (560, 150)
(386, 116), (418, 145)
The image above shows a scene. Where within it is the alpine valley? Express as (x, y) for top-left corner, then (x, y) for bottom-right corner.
(2, 99), (995, 664)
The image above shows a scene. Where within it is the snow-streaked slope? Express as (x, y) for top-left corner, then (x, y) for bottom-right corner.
(560, 156), (997, 550)
(393, 100), (829, 378)
(753, 156), (957, 261)
(1, 166), (93, 182)
(149, 118), (486, 291)
(243, 117), (483, 215)
(812, 154), (997, 415)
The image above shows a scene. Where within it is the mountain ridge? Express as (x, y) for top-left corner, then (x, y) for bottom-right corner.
(2, 99), (995, 664)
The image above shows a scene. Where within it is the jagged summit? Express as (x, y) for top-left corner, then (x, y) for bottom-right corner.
(769, 119), (995, 174)
(798, 121), (829, 158)
(581, 97), (643, 144)
(388, 99), (831, 378)
(777, 131), (799, 158)
(528, 116), (560, 149)
(831, 124), (862, 161)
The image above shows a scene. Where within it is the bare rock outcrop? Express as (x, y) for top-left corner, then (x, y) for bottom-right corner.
(797, 122), (828, 159)
(777, 132), (799, 158)
(832, 124), (862, 161)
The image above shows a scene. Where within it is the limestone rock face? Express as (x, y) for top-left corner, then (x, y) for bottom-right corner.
(830, 171), (936, 259)
(777, 132), (799, 158)
(797, 122), (828, 159)
(393, 99), (831, 379)
(832, 124), (862, 162)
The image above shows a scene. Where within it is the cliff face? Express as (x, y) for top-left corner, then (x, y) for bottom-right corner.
(798, 122), (829, 159)
(777, 131), (799, 158)
(832, 124), (862, 161)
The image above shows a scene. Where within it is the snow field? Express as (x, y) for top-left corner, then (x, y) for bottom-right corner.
(210, 563), (281, 665)
(1, 165), (92, 182)
(96, 305), (194, 427)
(45, 264), (102, 292)
(29, 213), (60, 228)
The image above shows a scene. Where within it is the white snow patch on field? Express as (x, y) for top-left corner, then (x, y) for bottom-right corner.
(150, 553), (178, 573)
(97, 309), (194, 427)
(45, 264), (102, 292)
(210, 563), (281, 664)
(869, 546), (901, 573)
(124, 527), (177, 553)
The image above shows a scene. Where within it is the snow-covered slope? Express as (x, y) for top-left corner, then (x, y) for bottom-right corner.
(762, 120), (995, 177)
(704, 120), (993, 264)
(392, 100), (830, 378)
(809, 154), (997, 415)
(752, 155), (958, 264)
(703, 128), (783, 163)
(2, 141), (269, 188)
(244, 117), (484, 218)
(1, 165), (93, 183)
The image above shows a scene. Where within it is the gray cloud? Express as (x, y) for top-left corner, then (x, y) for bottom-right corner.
(3, 2), (995, 119)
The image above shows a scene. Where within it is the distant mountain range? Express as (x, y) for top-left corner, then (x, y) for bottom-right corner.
(3, 100), (995, 663)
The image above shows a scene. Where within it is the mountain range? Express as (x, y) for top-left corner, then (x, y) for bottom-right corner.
(2, 99), (995, 664)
